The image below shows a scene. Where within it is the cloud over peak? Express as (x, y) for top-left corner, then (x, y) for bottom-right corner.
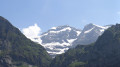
(22, 23), (41, 39)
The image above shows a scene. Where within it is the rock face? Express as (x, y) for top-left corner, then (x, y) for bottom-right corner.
(50, 24), (120, 67)
(0, 16), (51, 67)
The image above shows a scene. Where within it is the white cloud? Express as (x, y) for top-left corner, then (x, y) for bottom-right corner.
(22, 23), (41, 39)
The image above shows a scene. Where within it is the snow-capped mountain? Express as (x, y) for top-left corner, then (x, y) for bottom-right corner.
(24, 23), (110, 57)
(72, 23), (110, 47)
(31, 25), (81, 57)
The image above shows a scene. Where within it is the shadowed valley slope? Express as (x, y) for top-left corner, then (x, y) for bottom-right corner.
(0, 16), (52, 67)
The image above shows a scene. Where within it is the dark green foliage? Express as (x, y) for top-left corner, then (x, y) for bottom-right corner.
(50, 24), (120, 67)
(68, 61), (86, 67)
(0, 16), (52, 67)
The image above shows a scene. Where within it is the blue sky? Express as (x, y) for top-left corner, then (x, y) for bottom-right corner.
(1, 0), (120, 33)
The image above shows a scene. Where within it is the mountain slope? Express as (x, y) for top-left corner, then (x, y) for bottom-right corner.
(0, 16), (51, 67)
(50, 24), (120, 67)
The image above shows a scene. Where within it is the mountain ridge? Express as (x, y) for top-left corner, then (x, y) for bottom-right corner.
(73, 23), (110, 46)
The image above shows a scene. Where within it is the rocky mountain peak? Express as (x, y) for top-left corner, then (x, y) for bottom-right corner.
(25, 23), (110, 57)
